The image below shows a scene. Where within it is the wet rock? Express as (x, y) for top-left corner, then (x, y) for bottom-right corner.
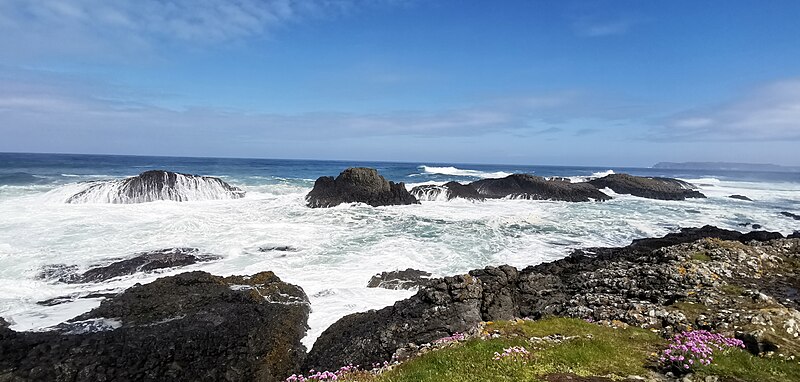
(729, 194), (753, 201)
(752, 224), (762, 230)
(306, 167), (418, 208)
(410, 181), (485, 201)
(259, 245), (298, 252)
(740, 231), (783, 242)
(305, 274), (483, 371)
(790, 231), (800, 239)
(0, 317), (9, 330)
(470, 174), (611, 202)
(66, 170), (245, 204)
(588, 173), (706, 200)
(40, 248), (221, 284)
(367, 269), (433, 290)
(0, 271), (309, 382)
(781, 211), (800, 221)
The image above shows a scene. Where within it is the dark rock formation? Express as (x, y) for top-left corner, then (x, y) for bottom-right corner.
(752, 224), (762, 229)
(470, 174), (611, 202)
(39, 248), (219, 284)
(781, 211), (800, 221)
(259, 246), (297, 252)
(588, 173), (705, 200)
(410, 181), (485, 201)
(306, 168), (419, 208)
(729, 194), (753, 201)
(305, 227), (792, 370)
(1, 271), (309, 382)
(790, 231), (800, 239)
(66, 170), (245, 204)
(367, 269), (433, 290)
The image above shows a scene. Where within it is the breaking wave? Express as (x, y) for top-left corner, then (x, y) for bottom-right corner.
(418, 165), (512, 179)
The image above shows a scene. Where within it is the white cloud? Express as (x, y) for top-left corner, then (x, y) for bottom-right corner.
(0, 0), (398, 60)
(660, 79), (800, 140)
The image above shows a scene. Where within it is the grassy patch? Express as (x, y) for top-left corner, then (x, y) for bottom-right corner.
(337, 318), (800, 382)
(690, 251), (712, 261)
(698, 348), (800, 382)
(720, 283), (745, 296)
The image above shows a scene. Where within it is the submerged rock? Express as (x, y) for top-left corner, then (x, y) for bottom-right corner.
(1, 271), (309, 382)
(588, 173), (705, 200)
(729, 194), (753, 201)
(66, 170), (245, 204)
(306, 167), (419, 208)
(40, 248), (220, 284)
(367, 269), (433, 290)
(781, 211), (800, 221)
(470, 174), (611, 202)
(410, 181), (485, 201)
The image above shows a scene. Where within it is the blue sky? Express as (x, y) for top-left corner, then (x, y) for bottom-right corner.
(1, 0), (799, 166)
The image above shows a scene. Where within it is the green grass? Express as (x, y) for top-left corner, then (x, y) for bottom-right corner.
(720, 283), (745, 296)
(699, 348), (800, 382)
(690, 251), (712, 261)
(338, 317), (800, 382)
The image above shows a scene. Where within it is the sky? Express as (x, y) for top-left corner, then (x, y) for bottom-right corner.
(1, 0), (800, 167)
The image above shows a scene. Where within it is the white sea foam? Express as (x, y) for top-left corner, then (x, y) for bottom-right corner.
(568, 169), (615, 183)
(0, 176), (798, 349)
(419, 165), (512, 179)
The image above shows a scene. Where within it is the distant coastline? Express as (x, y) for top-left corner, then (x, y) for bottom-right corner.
(653, 161), (800, 173)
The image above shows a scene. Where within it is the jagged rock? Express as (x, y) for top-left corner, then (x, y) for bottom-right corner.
(410, 181), (485, 201)
(39, 248), (220, 284)
(367, 269), (433, 290)
(588, 173), (705, 200)
(259, 246), (297, 252)
(1, 271), (309, 382)
(781, 211), (800, 221)
(790, 231), (800, 239)
(306, 168), (419, 208)
(470, 174), (610, 202)
(305, 227), (797, 370)
(729, 194), (753, 201)
(66, 170), (245, 204)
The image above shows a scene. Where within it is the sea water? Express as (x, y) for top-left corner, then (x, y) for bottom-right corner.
(1, 152), (799, 347)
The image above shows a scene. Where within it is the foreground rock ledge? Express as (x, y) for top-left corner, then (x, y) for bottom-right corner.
(304, 226), (798, 371)
(0, 271), (309, 382)
(306, 167), (419, 208)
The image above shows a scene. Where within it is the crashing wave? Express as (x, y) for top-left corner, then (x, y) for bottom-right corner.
(410, 185), (450, 201)
(65, 170), (245, 204)
(418, 165), (512, 179)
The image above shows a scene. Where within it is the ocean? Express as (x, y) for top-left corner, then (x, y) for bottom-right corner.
(1, 152), (799, 347)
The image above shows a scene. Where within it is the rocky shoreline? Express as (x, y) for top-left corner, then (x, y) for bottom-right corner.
(2, 226), (799, 381)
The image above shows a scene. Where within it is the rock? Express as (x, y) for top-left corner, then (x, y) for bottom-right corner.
(367, 269), (433, 290)
(410, 181), (485, 201)
(752, 224), (762, 230)
(729, 195), (753, 201)
(305, 274), (484, 371)
(306, 168), (419, 208)
(470, 174), (611, 202)
(0, 317), (9, 330)
(66, 170), (245, 204)
(781, 211), (800, 221)
(588, 173), (706, 200)
(790, 231), (800, 239)
(40, 248), (220, 284)
(0, 271), (309, 382)
(259, 245), (297, 252)
(306, 227), (800, 370)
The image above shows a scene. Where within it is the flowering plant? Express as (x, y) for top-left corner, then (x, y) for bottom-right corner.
(285, 365), (360, 381)
(658, 330), (745, 372)
(492, 346), (531, 363)
(434, 332), (466, 344)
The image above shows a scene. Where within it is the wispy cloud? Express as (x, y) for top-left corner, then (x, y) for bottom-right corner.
(0, 0), (402, 60)
(657, 79), (800, 141)
(0, 68), (645, 155)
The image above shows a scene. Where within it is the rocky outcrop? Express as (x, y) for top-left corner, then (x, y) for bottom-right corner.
(66, 170), (245, 204)
(367, 269), (433, 290)
(305, 227), (795, 370)
(729, 194), (753, 201)
(410, 182), (485, 201)
(470, 174), (611, 202)
(781, 211), (800, 221)
(588, 173), (705, 200)
(306, 168), (419, 208)
(38, 248), (220, 283)
(1, 271), (309, 382)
